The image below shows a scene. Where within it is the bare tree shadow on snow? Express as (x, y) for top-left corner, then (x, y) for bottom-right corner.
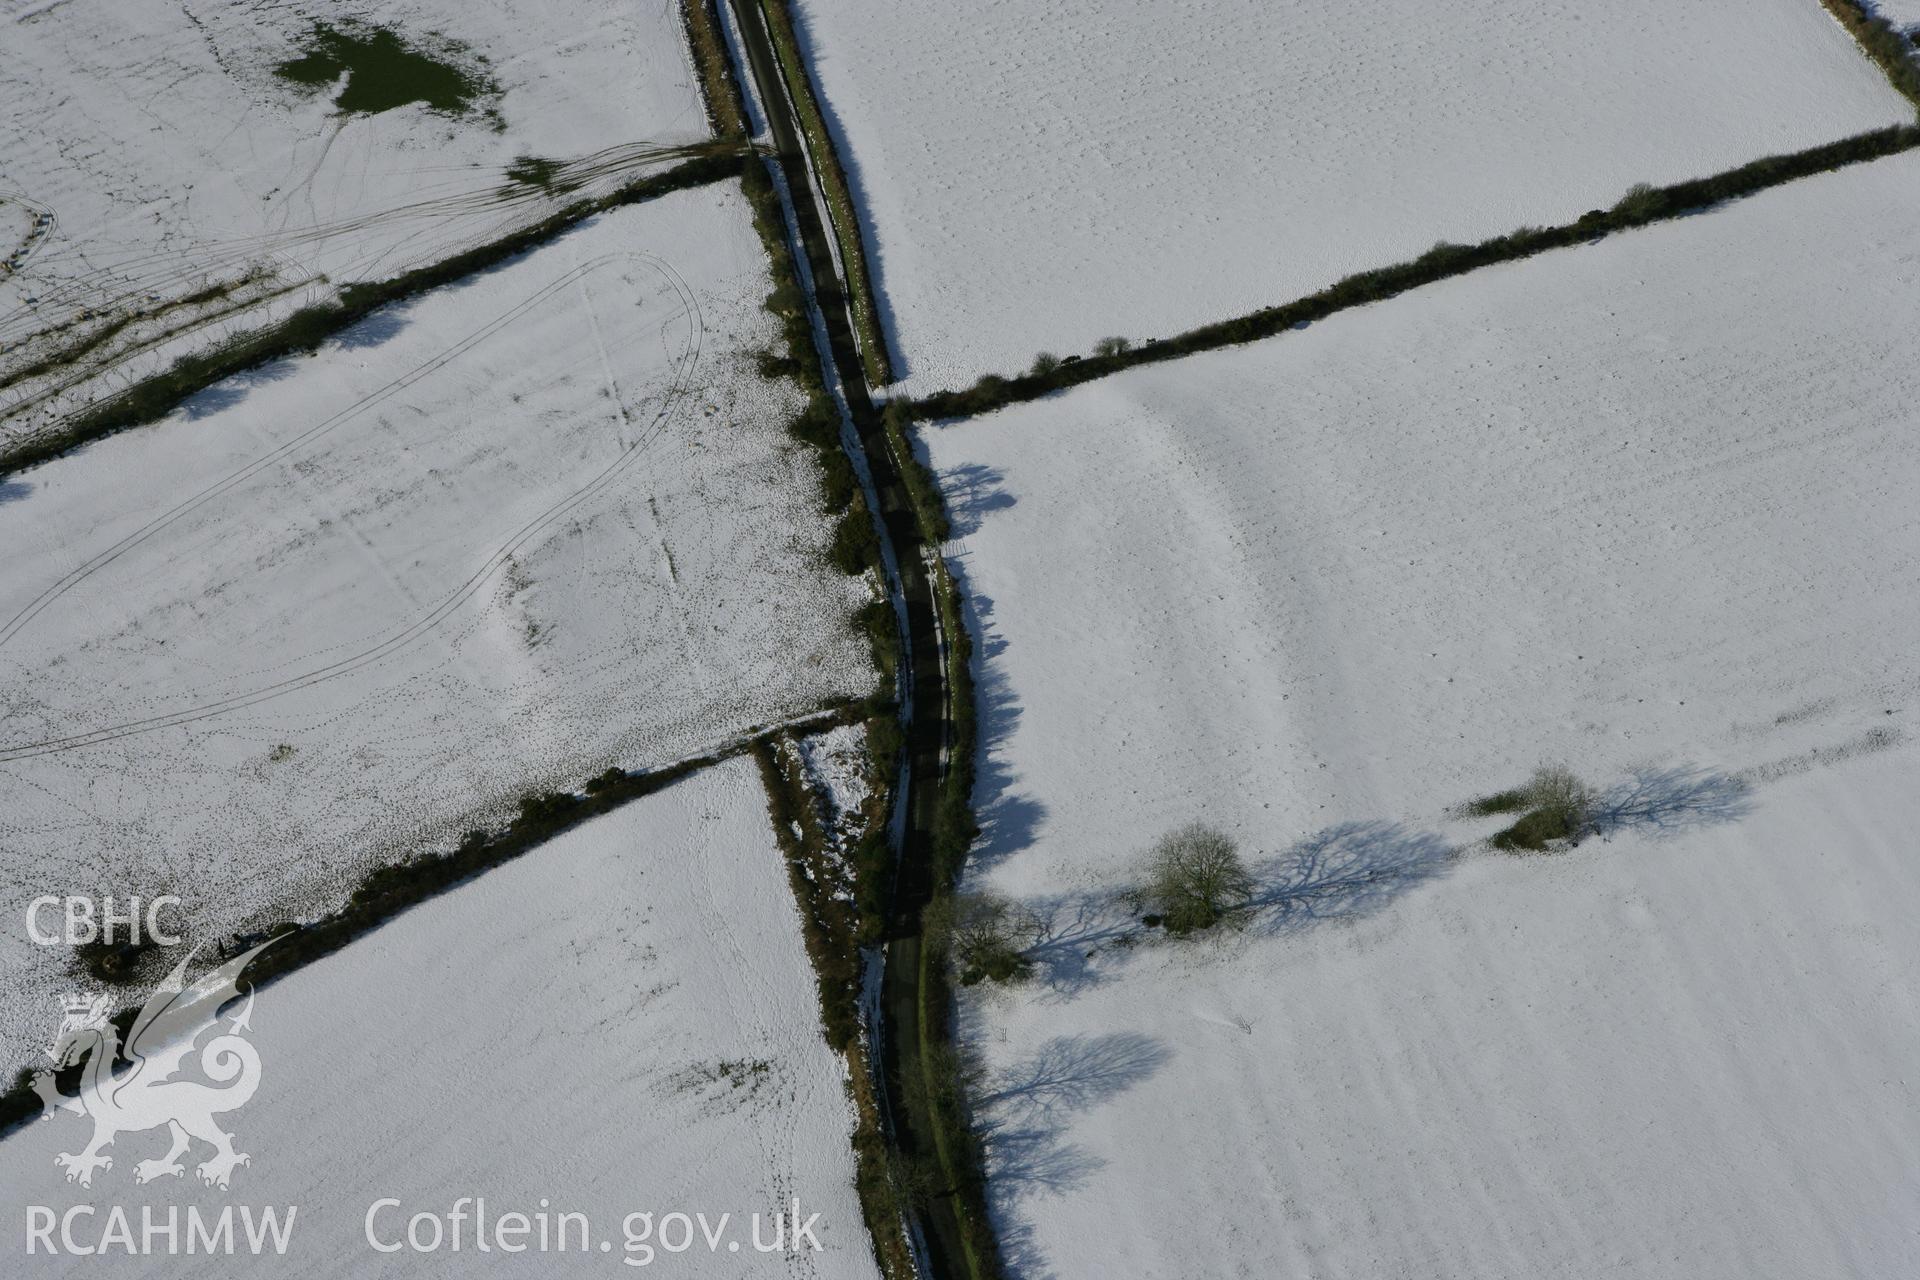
(1017, 822), (1455, 997)
(1246, 821), (1455, 936)
(976, 1032), (1171, 1278)
(1590, 765), (1752, 840)
(970, 826), (1451, 1272)
(963, 777), (1746, 1269)
(953, 573), (1046, 876)
(938, 463), (1040, 873)
(0, 478), (30, 504)
(989, 1216), (1060, 1280)
(940, 461), (1017, 540)
(983, 1031), (1171, 1121)
(1020, 889), (1138, 997)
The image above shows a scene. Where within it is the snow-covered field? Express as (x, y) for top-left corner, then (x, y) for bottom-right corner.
(2, 759), (883, 1279)
(923, 152), (1920, 1277)
(961, 749), (1919, 1280)
(792, 0), (1914, 395)
(0, 181), (873, 1075)
(0, 0), (710, 437)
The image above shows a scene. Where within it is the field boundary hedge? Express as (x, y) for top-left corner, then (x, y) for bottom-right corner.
(2, 149), (744, 479)
(912, 123), (1920, 422)
(1819, 0), (1920, 109)
(753, 736), (916, 1280)
(682, 0), (750, 140)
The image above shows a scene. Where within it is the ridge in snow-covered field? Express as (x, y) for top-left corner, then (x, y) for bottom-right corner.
(922, 150), (1920, 1279)
(792, 0), (1915, 394)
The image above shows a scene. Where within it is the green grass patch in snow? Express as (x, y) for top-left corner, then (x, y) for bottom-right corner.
(275, 22), (500, 122)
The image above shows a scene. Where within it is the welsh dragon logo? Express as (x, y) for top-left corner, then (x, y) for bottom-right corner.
(31, 941), (273, 1189)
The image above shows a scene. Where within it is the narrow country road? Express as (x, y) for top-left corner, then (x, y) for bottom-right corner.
(719, 4), (972, 1278)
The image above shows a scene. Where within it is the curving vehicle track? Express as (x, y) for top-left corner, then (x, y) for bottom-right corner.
(0, 192), (55, 280)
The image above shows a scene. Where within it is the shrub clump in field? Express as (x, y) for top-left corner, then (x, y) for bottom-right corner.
(71, 937), (161, 986)
(828, 497), (880, 574)
(1462, 787), (1529, 817)
(1146, 823), (1255, 935)
(506, 155), (579, 196)
(1611, 182), (1668, 222)
(1489, 765), (1596, 852)
(927, 892), (1032, 985)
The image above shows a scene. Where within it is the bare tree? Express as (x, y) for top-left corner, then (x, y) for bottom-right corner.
(884, 1149), (944, 1211)
(1525, 764), (1595, 842)
(926, 892), (1032, 985)
(1147, 823), (1255, 934)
